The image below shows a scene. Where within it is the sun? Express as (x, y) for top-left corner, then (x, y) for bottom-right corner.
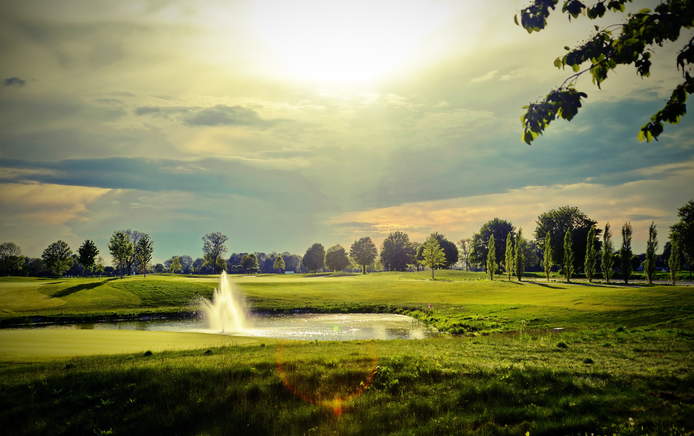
(246, 0), (456, 86)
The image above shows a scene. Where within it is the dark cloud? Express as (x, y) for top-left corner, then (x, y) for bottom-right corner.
(0, 157), (327, 211)
(135, 104), (275, 128)
(3, 77), (25, 87)
(183, 105), (267, 127)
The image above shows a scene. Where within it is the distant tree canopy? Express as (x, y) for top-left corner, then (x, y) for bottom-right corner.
(0, 242), (24, 275)
(108, 231), (133, 277)
(202, 232), (228, 273)
(420, 236), (446, 280)
(78, 240), (99, 274)
(134, 234), (153, 276)
(380, 231), (416, 271)
(430, 233), (458, 268)
(303, 243), (326, 273)
(471, 218), (515, 269)
(325, 244), (350, 272)
(273, 255), (286, 272)
(42, 240), (73, 276)
(350, 237), (377, 274)
(671, 199), (694, 268)
(535, 206), (599, 272)
(241, 254), (260, 274)
(516, 0), (694, 144)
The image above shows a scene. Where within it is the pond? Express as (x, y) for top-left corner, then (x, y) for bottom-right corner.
(41, 313), (438, 341)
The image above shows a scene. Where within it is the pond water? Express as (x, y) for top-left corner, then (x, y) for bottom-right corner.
(43, 313), (437, 341)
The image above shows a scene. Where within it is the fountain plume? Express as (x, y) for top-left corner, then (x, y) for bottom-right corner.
(200, 271), (250, 332)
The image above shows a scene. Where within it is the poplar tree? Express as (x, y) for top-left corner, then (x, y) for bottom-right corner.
(669, 233), (681, 285)
(644, 222), (658, 285)
(514, 229), (526, 281)
(505, 233), (514, 280)
(543, 233), (553, 281)
(584, 227), (596, 282)
(601, 223), (614, 284)
(487, 234), (496, 280)
(563, 230), (574, 283)
(620, 222), (633, 285)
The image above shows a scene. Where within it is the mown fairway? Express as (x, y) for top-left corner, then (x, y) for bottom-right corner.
(0, 272), (692, 435)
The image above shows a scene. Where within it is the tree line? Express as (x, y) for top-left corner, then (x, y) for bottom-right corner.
(1, 200), (691, 282)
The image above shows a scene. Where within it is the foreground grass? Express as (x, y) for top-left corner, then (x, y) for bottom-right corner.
(1, 328), (692, 435)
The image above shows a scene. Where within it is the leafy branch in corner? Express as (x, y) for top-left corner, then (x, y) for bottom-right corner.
(515, 0), (694, 144)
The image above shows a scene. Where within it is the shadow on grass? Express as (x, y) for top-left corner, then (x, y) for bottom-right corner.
(52, 278), (118, 298)
(524, 280), (564, 290)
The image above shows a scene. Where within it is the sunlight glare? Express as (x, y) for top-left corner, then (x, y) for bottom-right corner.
(247, 0), (455, 86)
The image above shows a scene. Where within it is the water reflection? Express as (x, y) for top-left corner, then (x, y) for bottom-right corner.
(44, 314), (436, 341)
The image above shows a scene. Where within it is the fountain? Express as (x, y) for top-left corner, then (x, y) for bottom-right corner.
(199, 271), (250, 333)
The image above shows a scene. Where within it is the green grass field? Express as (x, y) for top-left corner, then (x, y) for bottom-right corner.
(0, 272), (692, 435)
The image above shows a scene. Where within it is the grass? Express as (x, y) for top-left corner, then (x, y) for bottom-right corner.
(0, 272), (692, 434)
(2, 272), (692, 334)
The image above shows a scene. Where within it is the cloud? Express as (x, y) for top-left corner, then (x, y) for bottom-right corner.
(470, 70), (497, 83)
(135, 104), (275, 128)
(3, 77), (25, 87)
(331, 161), (694, 251)
(183, 105), (268, 127)
(0, 182), (112, 255)
(0, 157), (325, 211)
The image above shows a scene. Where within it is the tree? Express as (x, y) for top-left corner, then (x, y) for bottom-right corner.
(514, 229), (527, 281)
(94, 256), (105, 276)
(535, 206), (598, 274)
(458, 238), (472, 271)
(134, 234), (153, 277)
(505, 234), (515, 280)
(487, 234), (497, 280)
(123, 230), (147, 274)
(543, 233), (553, 281)
(241, 254), (260, 274)
(669, 232), (681, 285)
(170, 256), (182, 273)
(620, 222), (633, 284)
(0, 242), (23, 275)
(202, 232), (228, 273)
(601, 223), (614, 283)
(470, 218), (515, 270)
(326, 244), (350, 272)
(430, 233), (458, 268)
(273, 255), (285, 273)
(78, 240), (99, 275)
(109, 231), (133, 278)
(350, 237), (377, 274)
(516, 1), (694, 144)
(42, 241), (73, 276)
(563, 230), (574, 283)
(303, 243), (326, 273)
(671, 200), (694, 278)
(380, 231), (415, 271)
(644, 222), (658, 285)
(177, 255), (193, 274)
(421, 236), (446, 280)
(584, 227), (597, 282)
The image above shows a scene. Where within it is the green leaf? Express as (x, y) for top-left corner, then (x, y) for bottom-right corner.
(553, 57), (563, 68)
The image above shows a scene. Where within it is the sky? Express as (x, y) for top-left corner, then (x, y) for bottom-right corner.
(0, 0), (692, 263)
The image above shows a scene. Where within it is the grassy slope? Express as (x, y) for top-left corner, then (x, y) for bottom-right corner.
(1, 273), (693, 434)
(1, 272), (692, 333)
